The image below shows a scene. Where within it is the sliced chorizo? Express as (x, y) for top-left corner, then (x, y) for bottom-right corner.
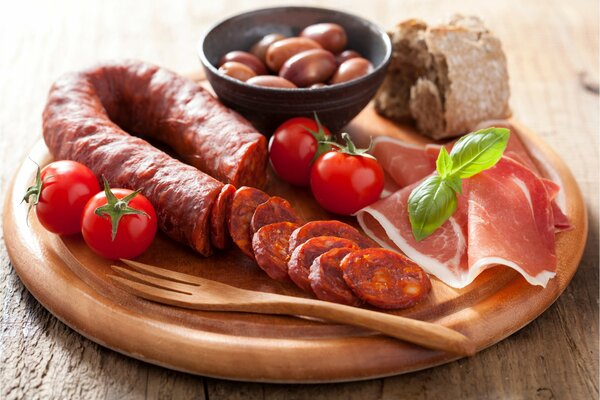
(288, 236), (359, 292)
(288, 220), (377, 253)
(228, 187), (270, 258)
(252, 221), (299, 281)
(250, 196), (303, 233)
(210, 184), (236, 250)
(309, 247), (362, 306)
(340, 249), (431, 309)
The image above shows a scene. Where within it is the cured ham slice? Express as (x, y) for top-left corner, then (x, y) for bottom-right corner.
(356, 157), (558, 288)
(381, 172), (401, 198)
(542, 178), (572, 232)
(375, 133), (572, 231)
(371, 136), (435, 189)
(465, 157), (556, 287)
(502, 134), (572, 232)
(471, 126), (571, 231)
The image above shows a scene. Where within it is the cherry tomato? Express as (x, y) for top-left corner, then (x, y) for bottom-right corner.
(268, 116), (331, 186)
(23, 160), (100, 234)
(310, 134), (384, 215)
(81, 184), (157, 260)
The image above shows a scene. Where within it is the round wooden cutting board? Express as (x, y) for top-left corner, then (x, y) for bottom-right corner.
(3, 98), (587, 382)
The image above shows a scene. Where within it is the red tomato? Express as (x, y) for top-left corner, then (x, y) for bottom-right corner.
(310, 143), (384, 215)
(269, 116), (331, 186)
(23, 160), (100, 234)
(81, 186), (157, 259)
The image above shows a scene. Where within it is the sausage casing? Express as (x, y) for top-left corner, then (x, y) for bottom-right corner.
(42, 63), (228, 255)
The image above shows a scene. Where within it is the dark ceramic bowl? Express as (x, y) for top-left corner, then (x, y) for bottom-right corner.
(198, 6), (392, 134)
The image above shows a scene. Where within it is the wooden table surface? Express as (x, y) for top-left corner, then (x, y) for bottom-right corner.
(0, 0), (597, 398)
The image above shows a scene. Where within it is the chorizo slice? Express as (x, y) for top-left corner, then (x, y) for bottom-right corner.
(210, 184), (236, 250)
(250, 196), (303, 233)
(288, 220), (377, 253)
(340, 249), (431, 309)
(288, 236), (359, 293)
(229, 186), (270, 258)
(252, 221), (299, 281)
(309, 248), (362, 306)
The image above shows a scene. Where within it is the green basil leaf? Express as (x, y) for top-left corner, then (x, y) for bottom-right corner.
(436, 147), (453, 179)
(449, 127), (510, 178)
(407, 127), (510, 241)
(445, 175), (463, 195)
(408, 175), (458, 242)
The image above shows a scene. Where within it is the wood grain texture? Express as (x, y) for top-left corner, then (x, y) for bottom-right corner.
(0, 0), (597, 398)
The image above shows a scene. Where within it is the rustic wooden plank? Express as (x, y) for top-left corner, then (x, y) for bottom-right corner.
(146, 367), (205, 400)
(263, 381), (383, 399)
(0, 0), (596, 398)
(206, 381), (264, 400)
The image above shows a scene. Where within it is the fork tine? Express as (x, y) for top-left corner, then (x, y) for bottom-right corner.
(120, 259), (205, 286)
(111, 265), (196, 294)
(108, 275), (195, 307)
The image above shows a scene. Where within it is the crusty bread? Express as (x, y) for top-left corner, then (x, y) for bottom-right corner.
(375, 15), (511, 139)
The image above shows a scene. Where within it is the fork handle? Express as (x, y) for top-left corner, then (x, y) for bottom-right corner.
(244, 297), (475, 356)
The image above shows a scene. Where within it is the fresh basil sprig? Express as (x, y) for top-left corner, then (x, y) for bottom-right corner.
(408, 127), (510, 241)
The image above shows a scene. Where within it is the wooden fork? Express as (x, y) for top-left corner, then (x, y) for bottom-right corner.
(109, 259), (475, 356)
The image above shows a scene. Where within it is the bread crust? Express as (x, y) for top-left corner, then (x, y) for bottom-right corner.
(375, 15), (511, 139)
(374, 19), (430, 121)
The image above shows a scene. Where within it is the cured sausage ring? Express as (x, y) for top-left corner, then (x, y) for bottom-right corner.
(42, 60), (268, 255)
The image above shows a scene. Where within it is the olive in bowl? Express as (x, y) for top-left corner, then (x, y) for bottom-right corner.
(198, 6), (392, 134)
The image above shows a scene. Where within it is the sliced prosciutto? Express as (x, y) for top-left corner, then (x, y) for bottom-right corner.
(357, 156), (558, 288)
(371, 136), (435, 189)
(542, 179), (571, 232)
(502, 134), (571, 232)
(377, 132), (571, 232)
(466, 157), (556, 286)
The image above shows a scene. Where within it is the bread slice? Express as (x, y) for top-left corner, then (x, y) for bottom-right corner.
(375, 15), (511, 139)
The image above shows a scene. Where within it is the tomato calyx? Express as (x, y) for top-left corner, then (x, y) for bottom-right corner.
(305, 113), (333, 162)
(321, 132), (375, 159)
(94, 177), (149, 241)
(22, 163), (53, 218)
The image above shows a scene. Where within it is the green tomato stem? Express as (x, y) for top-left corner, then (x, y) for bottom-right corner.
(94, 177), (149, 241)
(320, 132), (376, 160)
(21, 161), (53, 221)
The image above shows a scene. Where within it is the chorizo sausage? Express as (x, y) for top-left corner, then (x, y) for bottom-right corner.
(252, 221), (299, 281)
(250, 196), (303, 233)
(288, 236), (359, 292)
(340, 249), (431, 309)
(44, 61), (267, 188)
(228, 187), (270, 258)
(288, 220), (377, 253)
(210, 184), (236, 249)
(309, 247), (362, 306)
(42, 64), (226, 256)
